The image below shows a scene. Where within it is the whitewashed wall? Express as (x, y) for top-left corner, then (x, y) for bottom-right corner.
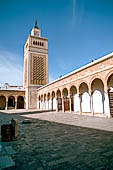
(48, 99), (51, 110)
(53, 97), (57, 110)
(73, 94), (80, 112)
(104, 92), (110, 117)
(81, 92), (90, 112)
(93, 90), (103, 113)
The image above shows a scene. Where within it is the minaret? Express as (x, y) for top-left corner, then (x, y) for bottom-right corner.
(24, 20), (48, 109)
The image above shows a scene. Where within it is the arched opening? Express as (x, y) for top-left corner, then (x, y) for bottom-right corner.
(62, 88), (70, 111)
(91, 78), (104, 114)
(56, 89), (61, 98)
(107, 74), (113, 116)
(62, 88), (68, 98)
(0, 96), (6, 110)
(79, 82), (90, 113)
(17, 96), (24, 109)
(8, 96), (15, 109)
(56, 89), (62, 111)
(70, 86), (77, 112)
(52, 91), (56, 110)
(107, 74), (113, 90)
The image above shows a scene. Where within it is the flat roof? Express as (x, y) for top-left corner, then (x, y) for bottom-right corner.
(37, 51), (113, 91)
(0, 89), (25, 92)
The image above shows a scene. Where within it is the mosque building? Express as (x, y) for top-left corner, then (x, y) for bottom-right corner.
(0, 21), (113, 118)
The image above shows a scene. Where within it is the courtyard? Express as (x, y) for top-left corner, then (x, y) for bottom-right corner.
(0, 111), (113, 170)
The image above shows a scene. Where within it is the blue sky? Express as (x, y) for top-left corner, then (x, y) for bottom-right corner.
(0, 0), (113, 86)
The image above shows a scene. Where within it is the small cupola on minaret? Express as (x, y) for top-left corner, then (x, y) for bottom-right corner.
(31, 20), (41, 37)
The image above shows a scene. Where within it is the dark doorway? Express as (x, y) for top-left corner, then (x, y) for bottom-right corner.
(108, 91), (113, 117)
(17, 96), (24, 109)
(8, 96), (15, 109)
(71, 97), (74, 111)
(0, 96), (6, 110)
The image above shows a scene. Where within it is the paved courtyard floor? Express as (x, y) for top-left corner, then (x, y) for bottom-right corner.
(0, 111), (113, 169)
(23, 112), (113, 132)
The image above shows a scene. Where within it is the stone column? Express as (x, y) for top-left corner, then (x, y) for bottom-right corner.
(56, 98), (58, 112)
(48, 99), (49, 110)
(62, 97), (64, 113)
(45, 100), (47, 110)
(43, 97), (45, 110)
(51, 97), (53, 111)
(102, 92), (105, 115)
(79, 94), (81, 115)
(90, 92), (94, 116)
(5, 98), (8, 110)
(15, 102), (17, 109)
(15, 97), (17, 109)
(69, 96), (72, 113)
(49, 99), (51, 110)
(46, 100), (47, 110)
(38, 101), (40, 110)
(41, 101), (43, 110)
(43, 100), (45, 110)
(104, 87), (110, 118)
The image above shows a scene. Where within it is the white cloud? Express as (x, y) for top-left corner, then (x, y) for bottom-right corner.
(70, 0), (77, 30)
(0, 49), (23, 86)
(72, 0), (76, 22)
(70, 0), (85, 31)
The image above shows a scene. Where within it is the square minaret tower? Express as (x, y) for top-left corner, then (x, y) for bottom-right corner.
(24, 20), (48, 109)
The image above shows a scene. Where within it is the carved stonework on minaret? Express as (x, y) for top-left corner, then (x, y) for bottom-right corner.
(30, 54), (46, 85)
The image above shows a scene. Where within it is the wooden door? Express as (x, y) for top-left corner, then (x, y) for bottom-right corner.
(64, 98), (70, 111)
(58, 98), (62, 111)
(108, 92), (113, 117)
(71, 97), (74, 111)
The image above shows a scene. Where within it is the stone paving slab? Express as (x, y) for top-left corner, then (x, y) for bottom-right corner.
(0, 155), (15, 169)
(5, 146), (16, 155)
(22, 112), (113, 132)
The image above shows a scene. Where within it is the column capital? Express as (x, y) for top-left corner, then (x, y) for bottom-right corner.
(68, 91), (71, 97)
(62, 98), (64, 112)
(5, 101), (8, 110)
(6, 96), (8, 102)
(15, 96), (17, 102)
(89, 90), (92, 95)
(61, 94), (63, 99)
(104, 88), (108, 94)
(15, 101), (17, 109)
